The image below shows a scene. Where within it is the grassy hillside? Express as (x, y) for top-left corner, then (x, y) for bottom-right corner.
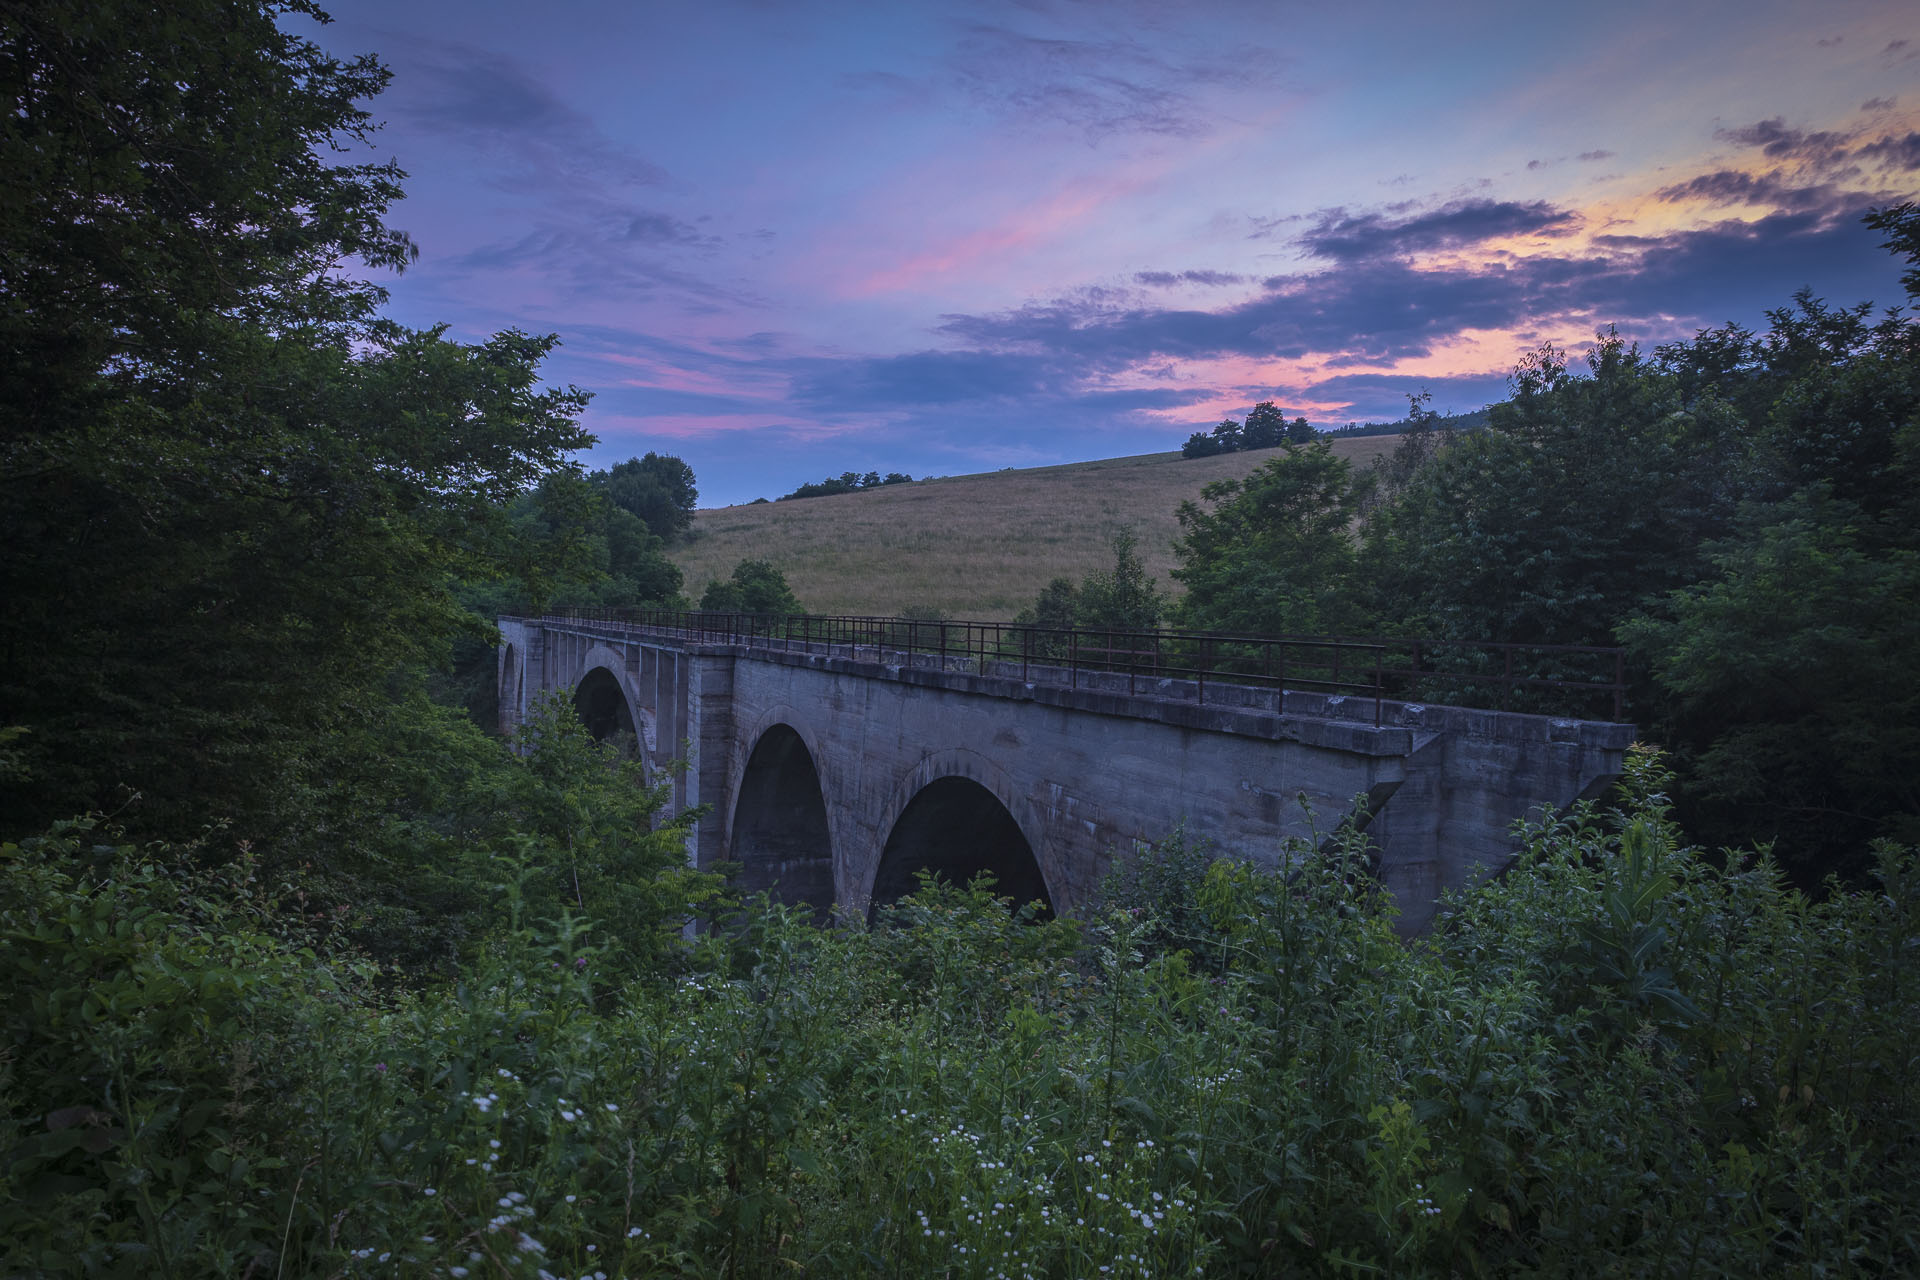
(673, 437), (1402, 618)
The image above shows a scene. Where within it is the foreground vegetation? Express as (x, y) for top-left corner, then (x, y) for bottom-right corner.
(6, 732), (1917, 1277)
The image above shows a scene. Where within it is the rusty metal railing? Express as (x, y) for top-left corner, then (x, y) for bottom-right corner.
(511, 608), (1629, 724)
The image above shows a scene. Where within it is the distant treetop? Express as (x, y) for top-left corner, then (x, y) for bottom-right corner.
(1181, 402), (1314, 457)
(591, 453), (698, 543)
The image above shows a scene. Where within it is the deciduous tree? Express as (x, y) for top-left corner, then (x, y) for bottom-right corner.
(0, 1), (592, 843)
(1173, 438), (1373, 636)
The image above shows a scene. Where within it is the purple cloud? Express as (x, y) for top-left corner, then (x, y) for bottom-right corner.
(1297, 199), (1582, 262)
(393, 44), (667, 195)
(1713, 117), (1853, 165)
(1857, 132), (1920, 171)
(1133, 269), (1248, 287)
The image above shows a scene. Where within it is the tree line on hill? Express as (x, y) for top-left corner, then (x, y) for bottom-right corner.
(1181, 400), (1491, 454)
(1180, 400), (1316, 456)
(1323, 404), (1493, 436)
(779, 468), (915, 500)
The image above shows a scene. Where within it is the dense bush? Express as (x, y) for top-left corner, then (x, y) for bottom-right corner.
(6, 750), (1916, 1277)
(698, 561), (805, 615)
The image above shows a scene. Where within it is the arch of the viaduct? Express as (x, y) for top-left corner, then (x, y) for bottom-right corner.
(723, 713), (1054, 921)
(861, 747), (1053, 919)
(564, 643), (657, 755)
(574, 666), (639, 743)
(727, 714), (838, 918)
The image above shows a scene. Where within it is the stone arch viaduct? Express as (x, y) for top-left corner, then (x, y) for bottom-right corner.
(498, 614), (1633, 932)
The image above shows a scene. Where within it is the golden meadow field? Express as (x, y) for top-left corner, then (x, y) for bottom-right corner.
(671, 437), (1402, 618)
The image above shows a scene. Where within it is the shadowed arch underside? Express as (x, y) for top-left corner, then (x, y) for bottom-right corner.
(573, 667), (636, 744)
(871, 776), (1052, 920)
(731, 726), (835, 918)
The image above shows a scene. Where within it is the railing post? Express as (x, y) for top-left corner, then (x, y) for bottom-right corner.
(1070, 629), (1079, 690)
(1198, 637), (1208, 705)
(1503, 646), (1513, 711)
(1374, 648), (1384, 726)
(1613, 648), (1625, 722)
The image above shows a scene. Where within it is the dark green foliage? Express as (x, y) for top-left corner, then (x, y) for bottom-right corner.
(0, 820), (355, 1277)
(1327, 406), (1492, 437)
(0, 696), (723, 1275)
(8, 761), (1916, 1277)
(495, 693), (722, 983)
(1363, 332), (1748, 649)
(1866, 200), (1920, 301)
(0, 316), (592, 844)
(699, 559), (804, 614)
(1622, 293), (1920, 874)
(1077, 529), (1166, 631)
(1017, 576), (1082, 629)
(1167, 267), (1918, 876)
(1174, 436), (1374, 635)
(1180, 428), (1223, 457)
(1241, 402), (1285, 449)
(779, 469), (914, 500)
(0, 0), (593, 846)
(1622, 483), (1920, 874)
(1355, 394), (1458, 528)
(0, 0), (412, 396)
(593, 451), (698, 542)
(1095, 823), (1219, 961)
(1016, 530), (1166, 634)
(1181, 404), (1316, 457)
(510, 472), (687, 611)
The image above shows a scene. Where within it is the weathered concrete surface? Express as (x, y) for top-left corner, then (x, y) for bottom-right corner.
(499, 618), (1634, 931)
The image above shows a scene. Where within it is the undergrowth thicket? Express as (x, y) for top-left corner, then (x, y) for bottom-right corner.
(4, 745), (1917, 1278)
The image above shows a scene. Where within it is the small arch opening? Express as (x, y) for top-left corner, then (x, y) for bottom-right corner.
(573, 667), (637, 746)
(870, 776), (1052, 920)
(731, 726), (835, 919)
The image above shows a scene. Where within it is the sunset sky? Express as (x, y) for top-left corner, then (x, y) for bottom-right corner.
(311, 0), (1920, 505)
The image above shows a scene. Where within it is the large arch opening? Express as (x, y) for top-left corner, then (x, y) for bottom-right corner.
(730, 725), (835, 919)
(870, 776), (1052, 920)
(573, 666), (637, 746)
